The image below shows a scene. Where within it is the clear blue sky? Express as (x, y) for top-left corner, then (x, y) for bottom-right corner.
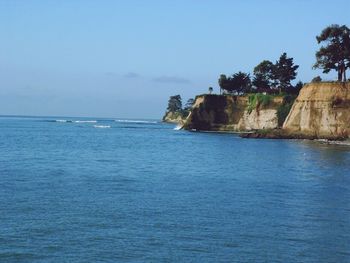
(0, 0), (349, 118)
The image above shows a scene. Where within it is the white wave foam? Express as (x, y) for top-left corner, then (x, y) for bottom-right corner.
(56, 119), (68, 122)
(317, 139), (350, 146)
(74, 120), (97, 123)
(94, 125), (110, 128)
(174, 125), (183, 130)
(115, 119), (157, 124)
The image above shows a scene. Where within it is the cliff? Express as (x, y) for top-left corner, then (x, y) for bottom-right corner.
(283, 82), (350, 139)
(183, 94), (284, 131)
(162, 111), (186, 124)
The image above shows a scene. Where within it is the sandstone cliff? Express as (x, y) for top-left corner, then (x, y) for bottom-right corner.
(283, 82), (350, 138)
(183, 94), (284, 131)
(162, 111), (186, 124)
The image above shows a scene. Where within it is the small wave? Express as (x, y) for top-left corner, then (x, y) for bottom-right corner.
(317, 139), (350, 146)
(115, 119), (157, 124)
(94, 125), (110, 128)
(55, 119), (73, 123)
(74, 120), (97, 123)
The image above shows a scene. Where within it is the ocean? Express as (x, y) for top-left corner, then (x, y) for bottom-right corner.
(1, 116), (350, 262)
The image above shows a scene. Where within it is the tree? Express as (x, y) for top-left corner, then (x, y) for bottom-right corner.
(286, 81), (303, 95)
(252, 60), (275, 91)
(182, 98), (195, 116)
(167, 95), (182, 112)
(294, 81), (304, 90)
(313, 24), (350, 82)
(311, 76), (322, 82)
(274, 52), (299, 91)
(218, 72), (251, 94)
(252, 74), (269, 91)
(230, 72), (251, 94)
(218, 74), (228, 94)
(208, 87), (213, 94)
(184, 98), (195, 111)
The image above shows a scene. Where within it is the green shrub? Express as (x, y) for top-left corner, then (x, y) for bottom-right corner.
(276, 94), (296, 127)
(260, 94), (272, 106)
(247, 93), (273, 113)
(247, 94), (257, 114)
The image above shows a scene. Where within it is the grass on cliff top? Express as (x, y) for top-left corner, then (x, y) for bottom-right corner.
(195, 93), (285, 99)
(245, 93), (297, 127)
(247, 93), (273, 114)
(309, 80), (350, 84)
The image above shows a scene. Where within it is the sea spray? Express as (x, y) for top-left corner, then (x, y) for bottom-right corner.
(174, 124), (183, 130)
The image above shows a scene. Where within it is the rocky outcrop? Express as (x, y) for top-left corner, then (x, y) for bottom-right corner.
(240, 129), (347, 140)
(283, 82), (350, 138)
(162, 111), (186, 124)
(183, 94), (284, 131)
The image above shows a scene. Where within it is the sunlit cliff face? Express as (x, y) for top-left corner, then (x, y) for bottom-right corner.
(283, 82), (350, 138)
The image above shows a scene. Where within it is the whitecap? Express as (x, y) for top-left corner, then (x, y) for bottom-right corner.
(56, 119), (67, 122)
(94, 125), (110, 128)
(115, 119), (157, 124)
(317, 139), (350, 146)
(74, 120), (97, 123)
(174, 125), (183, 130)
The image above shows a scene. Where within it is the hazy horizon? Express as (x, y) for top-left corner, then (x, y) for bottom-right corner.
(1, 0), (349, 118)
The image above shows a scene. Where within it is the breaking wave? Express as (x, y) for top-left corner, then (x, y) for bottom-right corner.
(174, 124), (183, 130)
(94, 125), (110, 128)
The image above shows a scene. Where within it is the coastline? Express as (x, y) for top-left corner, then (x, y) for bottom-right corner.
(168, 82), (350, 141)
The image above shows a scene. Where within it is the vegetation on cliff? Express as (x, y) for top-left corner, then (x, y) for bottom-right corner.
(164, 24), (350, 139)
(218, 53), (300, 96)
(276, 95), (296, 127)
(247, 93), (273, 114)
(163, 95), (194, 122)
(218, 72), (251, 94)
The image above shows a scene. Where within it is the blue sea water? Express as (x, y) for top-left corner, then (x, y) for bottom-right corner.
(0, 116), (350, 263)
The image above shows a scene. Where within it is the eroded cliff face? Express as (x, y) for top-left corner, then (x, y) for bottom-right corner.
(162, 111), (186, 124)
(183, 94), (283, 131)
(283, 82), (350, 138)
(238, 108), (280, 130)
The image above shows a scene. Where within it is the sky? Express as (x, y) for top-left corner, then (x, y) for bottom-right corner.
(0, 0), (349, 119)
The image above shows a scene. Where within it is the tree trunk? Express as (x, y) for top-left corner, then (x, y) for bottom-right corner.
(344, 69), (347, 82)
(338, 69), (342, 81)
(339, 62), (346, 82)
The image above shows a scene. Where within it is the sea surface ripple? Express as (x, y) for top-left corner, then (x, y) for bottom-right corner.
(0, 116), (350, 262)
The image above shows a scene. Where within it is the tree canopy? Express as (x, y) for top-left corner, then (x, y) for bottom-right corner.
(183, 98), (195, 112)
(252, 60), (274, 91)
(251, 53), (299, 93)
(273, 52), (299, 90)
(313, 24), (350, 81)
(218, 74), (229, 93)
(218, 72), (251, 94)
(232, 72), (251, 94)
(311, 76), (322, 83)
(167, 95), (182, 112)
